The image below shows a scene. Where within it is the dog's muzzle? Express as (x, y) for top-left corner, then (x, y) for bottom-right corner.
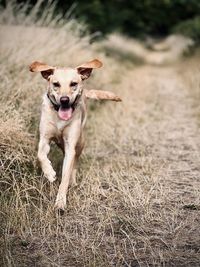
(60, 96), (70, 109)
(47, 93), (82, 113)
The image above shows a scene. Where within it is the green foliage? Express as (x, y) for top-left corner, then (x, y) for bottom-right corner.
(54, 0), (200, 39)
(2, 0), (200, 41)
(173, 16), (200, 43)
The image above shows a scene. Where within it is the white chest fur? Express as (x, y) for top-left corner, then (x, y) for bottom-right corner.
(56, 118), (71, 132)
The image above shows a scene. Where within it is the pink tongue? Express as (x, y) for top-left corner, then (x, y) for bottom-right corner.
(58, 107), (73, 121)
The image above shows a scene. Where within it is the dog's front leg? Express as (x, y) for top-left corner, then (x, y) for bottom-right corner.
(55, 120), (81, 211)
(55, 142), (76, 210)
(38, 137), (56, 182)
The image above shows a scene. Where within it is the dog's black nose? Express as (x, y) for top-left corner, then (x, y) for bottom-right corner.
(60, 96), (69, 105)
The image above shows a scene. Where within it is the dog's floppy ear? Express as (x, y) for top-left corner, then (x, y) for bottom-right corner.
(29, 61), (55, 80)
(76, 59), (102, 80)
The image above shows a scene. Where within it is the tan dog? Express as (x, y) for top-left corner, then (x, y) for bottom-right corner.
(29, 59), (121, 212)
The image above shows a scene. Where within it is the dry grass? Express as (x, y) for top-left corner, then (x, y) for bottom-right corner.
(1, 2), (200, 267)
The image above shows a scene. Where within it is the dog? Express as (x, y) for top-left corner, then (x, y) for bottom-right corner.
(29, 59), (121, 212)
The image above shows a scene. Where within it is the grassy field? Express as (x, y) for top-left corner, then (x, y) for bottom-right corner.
(0, 2), (200, 267)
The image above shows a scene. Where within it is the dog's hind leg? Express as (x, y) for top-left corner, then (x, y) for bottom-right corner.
(85, 89), (121, 101)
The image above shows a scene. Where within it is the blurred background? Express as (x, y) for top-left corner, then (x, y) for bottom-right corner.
(1, 0), (200, 41)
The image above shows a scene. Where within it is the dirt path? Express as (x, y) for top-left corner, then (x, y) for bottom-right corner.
(86, 64), (200, 266)
(130, 66), (200, 203)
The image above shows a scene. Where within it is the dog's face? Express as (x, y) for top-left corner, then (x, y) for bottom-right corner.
(47, 68), (83, 106)
(30, 59), (102, 120)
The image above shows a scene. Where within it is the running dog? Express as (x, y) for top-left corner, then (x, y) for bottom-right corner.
(29, 59), (121, 212)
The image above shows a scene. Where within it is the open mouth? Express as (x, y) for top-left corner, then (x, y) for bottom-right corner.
(47, 94), (80, 121)
(57, 95), (80, 121)
(58, 106), (73, 121)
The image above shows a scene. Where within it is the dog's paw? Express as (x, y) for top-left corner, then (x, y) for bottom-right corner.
(55, 192), (66, 212)
(44, 169), (56, 183)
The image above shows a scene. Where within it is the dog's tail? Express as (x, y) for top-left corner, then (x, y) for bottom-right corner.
(85, 89), (121, 102)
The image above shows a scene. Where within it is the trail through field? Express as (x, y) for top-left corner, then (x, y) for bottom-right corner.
(85, 64), (200, 266)
(1, 21), (200, 267)
(2, 44), (200, 266)
(120, 66), (200, 204)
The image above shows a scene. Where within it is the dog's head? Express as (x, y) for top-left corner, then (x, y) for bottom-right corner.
(29, 59), (102, 120)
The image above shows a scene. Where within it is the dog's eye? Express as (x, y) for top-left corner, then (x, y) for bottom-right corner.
(53, 82), (60, 88)
(70, 82), (78, 87)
